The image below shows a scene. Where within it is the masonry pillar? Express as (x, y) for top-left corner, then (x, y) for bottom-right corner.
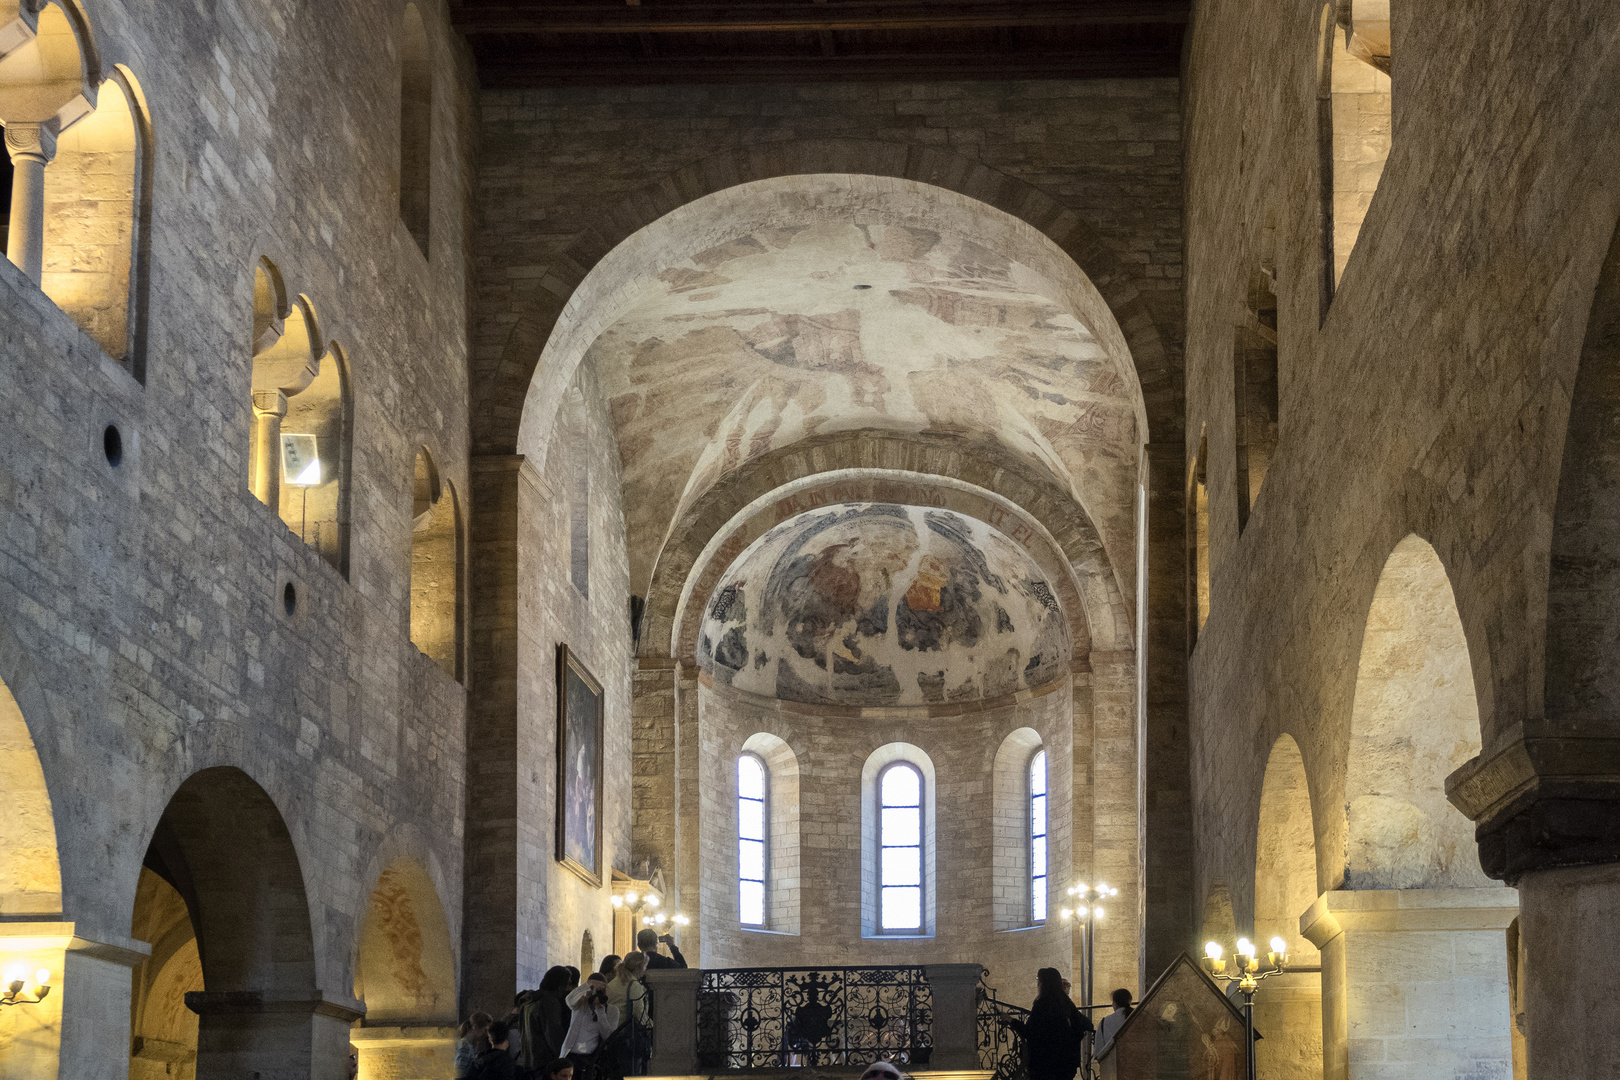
(0, 921), (149, 1080)
(924, 964), (984, 1071)
(1139, 443), (1193, 984)
(186, 992), (364, 1080)
(631, 656), (679, 888)
(4, 121), (54, 284)
(645, 968), (704, 1076)
(674, 661), (702, 960)
(1447, 735), (1620, 1080)
(463, 454), (531, 1014)
(1088, 651), (1141, 998)
(1301, 888), (1518, 1080)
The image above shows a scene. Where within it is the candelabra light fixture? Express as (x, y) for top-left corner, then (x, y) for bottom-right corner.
(1203, 936), (1291, 1080)
(1059, 880), (1117, 1010)
(611, 890), (690, 930)
(1, 964), (51, 1008)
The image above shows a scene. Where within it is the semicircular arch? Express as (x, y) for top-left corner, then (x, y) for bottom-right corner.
(645, 430), (1130, 658)
(501, 158), (1162, 467)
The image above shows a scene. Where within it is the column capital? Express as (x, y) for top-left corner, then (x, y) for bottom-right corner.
(251, 389), (288, 417)
(1446, 735), (1620, 882)
(4, 120), (56, 165)
(1300, 887), (1519, 949)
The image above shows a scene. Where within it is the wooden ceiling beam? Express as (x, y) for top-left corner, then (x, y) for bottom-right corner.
(454, 0), (1188, 35)
(471, 47), (1182, 84)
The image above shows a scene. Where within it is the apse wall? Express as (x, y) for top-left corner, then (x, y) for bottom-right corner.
(695, 676), (1075, 1001)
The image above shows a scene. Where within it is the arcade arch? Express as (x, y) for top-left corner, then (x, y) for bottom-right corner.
(351, 856), (458, 1079)
(1253, 735), (1322, 1080)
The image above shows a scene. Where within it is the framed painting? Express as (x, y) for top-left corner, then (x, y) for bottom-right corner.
(556, 644), (605, 887)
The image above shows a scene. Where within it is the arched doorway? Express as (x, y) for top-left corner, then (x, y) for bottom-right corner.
(1305, 536), (1515, 1080)
(0, 674), (66, 1078)
(133, 767), (357, 1079)
(351, 857), (458, 1079)
(1253, 735), (1321, 1080)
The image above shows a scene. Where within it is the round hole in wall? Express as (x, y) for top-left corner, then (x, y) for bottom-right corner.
(103, 424), (123, 467)
(283, 582), (298, 616)
(852, 284), (872, 290)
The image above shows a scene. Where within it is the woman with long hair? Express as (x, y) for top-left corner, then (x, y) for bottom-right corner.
(456, 1011), (494, 1077)
(1005, 968), (1094, 1080)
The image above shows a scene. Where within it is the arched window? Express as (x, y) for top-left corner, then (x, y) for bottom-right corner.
(1030, 749), (1048, 923)
(399, 3), (432, 255)
(411, 447), (462, 680)
(737, 753), (767, 927)
(1317, 0), (1392, 307)
(878, 762), (924, 933)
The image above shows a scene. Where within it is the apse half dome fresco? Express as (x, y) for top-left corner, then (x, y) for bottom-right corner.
(698, 503), (1069, 707)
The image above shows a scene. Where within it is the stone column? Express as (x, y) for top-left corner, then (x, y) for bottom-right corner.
(1140, 443), (1192, 982)
(645, 967), (704, 1076)
(1446, 734), (1620, 1080)
(251, 390), (288, 508)
(4, 121), (54, 284)
(0, 921), (150, 1080)
(674, 661), (702, 961)
(1089, 651), (1141, 998)
(349, 1024), (458, 1080)
(185, 991), (364, 1080)
(463, 454), (527, 1014)
(1301, 888), (1518, 1080)
(1250, 971), (1322, 1080)
(924, 964), (984, 1071)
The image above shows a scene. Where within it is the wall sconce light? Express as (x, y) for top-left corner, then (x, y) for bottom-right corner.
(1, 964), (51, 1007)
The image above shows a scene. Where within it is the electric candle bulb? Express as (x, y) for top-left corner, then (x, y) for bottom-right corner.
(1270, 937), (1288, 956)
(1204, 942), (1223, 961)
(647, 895), (660, 908)
(1236, 938), (1254, 957)
(34, 969), (49, 987)
(3, 963), (23, 985)
(626, 891), (638, 905)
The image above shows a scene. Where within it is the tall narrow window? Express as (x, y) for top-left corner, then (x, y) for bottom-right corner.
(1318, 1), (1391, 307)
(879, 763), (923, 932)
(399, 4), (432, 256)
(1030, 750), (1048, 923)
(738, 754), (767, 927)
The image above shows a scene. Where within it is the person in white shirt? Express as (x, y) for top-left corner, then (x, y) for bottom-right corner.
(1094, 988), (1134, 1057)
(560, 972), (621, 1061)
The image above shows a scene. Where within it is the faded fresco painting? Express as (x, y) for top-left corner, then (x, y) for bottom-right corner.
(557, 645), (604, 885)
(698, 503), (1068, 707)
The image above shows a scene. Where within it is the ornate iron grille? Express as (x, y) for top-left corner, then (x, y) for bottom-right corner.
(977, 980), (1030, 1080)
(696, 966), (934, 1069)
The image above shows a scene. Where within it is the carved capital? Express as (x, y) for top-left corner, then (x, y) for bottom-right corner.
(1446, 736), (1620, 883)
(4, 120), (55, 165)
(251, 389), (289, 418)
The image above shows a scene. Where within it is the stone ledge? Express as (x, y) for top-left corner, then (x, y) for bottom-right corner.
(184, 990), (366, 1022)
(1299, 888), (1519, 948)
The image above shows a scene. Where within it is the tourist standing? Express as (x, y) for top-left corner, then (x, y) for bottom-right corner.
(1094, 988), (1134, 1057)
(1004, 968), (1094, 1080)
(638, 927), (687, 969)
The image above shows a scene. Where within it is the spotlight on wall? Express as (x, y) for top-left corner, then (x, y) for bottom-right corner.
(0, 964), (51, 1008)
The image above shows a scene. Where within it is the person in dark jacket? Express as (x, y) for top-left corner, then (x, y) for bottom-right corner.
(520, 967), (574, 1072)
(472, 1020), (520, 1079)
(1005, 968), (1094, 1080)
(638, 927), (687, 969)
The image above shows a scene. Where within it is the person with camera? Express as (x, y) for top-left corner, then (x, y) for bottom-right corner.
(559, 970), (620, 1080)
(638, 927), (687, 970)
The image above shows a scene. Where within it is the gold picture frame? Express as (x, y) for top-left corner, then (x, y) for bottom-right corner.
(556, 644), (605, 887)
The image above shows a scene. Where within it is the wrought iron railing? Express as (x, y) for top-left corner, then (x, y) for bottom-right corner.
(696, 966), (934, 1069)
(976, 980), (1030, 1080)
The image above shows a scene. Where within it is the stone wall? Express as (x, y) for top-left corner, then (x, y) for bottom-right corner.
(0, 0), (477, 1070)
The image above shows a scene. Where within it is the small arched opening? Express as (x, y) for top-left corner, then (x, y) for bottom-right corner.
(410, 447), (462, 680)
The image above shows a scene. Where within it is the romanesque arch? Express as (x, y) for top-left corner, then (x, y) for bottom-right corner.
(1344, 535), (1486, 889)
(498, 160), (1160, 463)
(1253, 735), (1322, 1080)
(138, 767), (350, 1077)
(351, 856), (458, 1078)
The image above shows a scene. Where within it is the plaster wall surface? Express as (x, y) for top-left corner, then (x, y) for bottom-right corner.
(0, 0), (477, 1070)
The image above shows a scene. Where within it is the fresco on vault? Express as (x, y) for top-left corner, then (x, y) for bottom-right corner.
(698, 504), (1068, 707)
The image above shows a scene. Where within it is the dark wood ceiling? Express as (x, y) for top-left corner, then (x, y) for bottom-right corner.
(451, 1), (1189, 87)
